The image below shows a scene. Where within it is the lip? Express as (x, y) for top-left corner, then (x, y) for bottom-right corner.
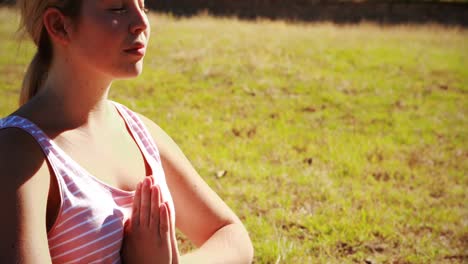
(124, 43), (146, 56)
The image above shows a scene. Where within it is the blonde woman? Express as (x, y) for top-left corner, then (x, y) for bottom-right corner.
(0, 0), (253, 263)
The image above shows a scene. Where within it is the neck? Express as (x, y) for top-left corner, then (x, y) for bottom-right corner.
(30, 54), (116, 133)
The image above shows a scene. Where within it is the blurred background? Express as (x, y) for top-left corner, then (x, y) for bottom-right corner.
(0, 1), (467, 263)
(145, 0), (468, 26)
(4, 0), (467, 25)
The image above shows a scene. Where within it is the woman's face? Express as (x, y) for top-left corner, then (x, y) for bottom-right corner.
(67, 0), (150, 79)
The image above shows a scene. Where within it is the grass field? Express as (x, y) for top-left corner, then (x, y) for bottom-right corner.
(0, 6), (467, 263)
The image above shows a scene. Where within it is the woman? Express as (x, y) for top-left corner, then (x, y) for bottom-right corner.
(0, 0), (254, 263)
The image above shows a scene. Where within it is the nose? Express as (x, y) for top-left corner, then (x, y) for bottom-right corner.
(129, 7), (149, 35)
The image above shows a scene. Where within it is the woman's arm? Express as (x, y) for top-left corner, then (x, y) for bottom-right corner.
(0, 129), (53, 263)
(139, 114), (254, 264)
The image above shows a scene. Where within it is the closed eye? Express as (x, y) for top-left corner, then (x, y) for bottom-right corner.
(109, 7), (128, 14)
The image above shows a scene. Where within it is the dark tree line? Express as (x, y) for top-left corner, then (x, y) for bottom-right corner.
(1, 0), (467, 26)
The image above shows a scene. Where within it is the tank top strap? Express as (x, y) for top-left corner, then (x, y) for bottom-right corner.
(0, 115), (56, 151)
(111, 101), (162, 165)
(0, 115), (77, 194)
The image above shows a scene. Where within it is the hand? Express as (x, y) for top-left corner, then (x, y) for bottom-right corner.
(121, 177), (180, 264)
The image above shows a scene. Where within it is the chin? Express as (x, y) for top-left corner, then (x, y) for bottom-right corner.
(122, 70), (143, 79)
(118, 63), (144, 79)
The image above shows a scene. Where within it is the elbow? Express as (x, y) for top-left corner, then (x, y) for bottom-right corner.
(237, 223), (254, 263)
(245, 238), (254, 264)
(217, 221), (254, 263)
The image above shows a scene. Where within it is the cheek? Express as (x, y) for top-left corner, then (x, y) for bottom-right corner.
(75, 16), (124, 60)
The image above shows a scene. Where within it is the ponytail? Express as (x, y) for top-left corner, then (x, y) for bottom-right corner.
(19, 28), (52, 106)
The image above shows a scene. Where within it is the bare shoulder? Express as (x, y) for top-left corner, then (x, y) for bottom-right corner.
(136, 113), (175, 154)
(136, 113), (162, 134)
(0, 127), (49, 184)
(135, 113), (191, 164)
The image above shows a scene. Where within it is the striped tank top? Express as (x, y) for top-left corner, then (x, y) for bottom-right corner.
(0, 101), (175, 263)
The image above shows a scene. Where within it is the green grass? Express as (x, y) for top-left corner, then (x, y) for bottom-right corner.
(1, 7), (467, 263)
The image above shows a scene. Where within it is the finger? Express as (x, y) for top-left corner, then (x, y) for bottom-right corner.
(166, 202), (180, 264)
(149, 185), (162, 229)
(171, 232), (180, 264)
(160, 203), (172, 260)
(131, 182), (142, 227)
(149, 175), (155, 186)
(159, 184), (164, 205)
(140, 177), (152, 227)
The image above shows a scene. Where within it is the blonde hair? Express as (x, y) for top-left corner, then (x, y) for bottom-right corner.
(17, 0), (81, 105)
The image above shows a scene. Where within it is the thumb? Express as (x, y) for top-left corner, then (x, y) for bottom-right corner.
(123, 218), (131, 232)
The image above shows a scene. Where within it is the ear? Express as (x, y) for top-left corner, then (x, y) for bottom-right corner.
(43, 8), (73, 46)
